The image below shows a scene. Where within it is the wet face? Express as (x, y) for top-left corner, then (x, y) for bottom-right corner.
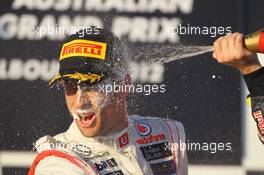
(63, 77), (128, 137)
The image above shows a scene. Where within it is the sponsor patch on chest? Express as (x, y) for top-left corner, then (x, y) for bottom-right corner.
(150, 160), (176, 175)
(140, 142), (172, 161)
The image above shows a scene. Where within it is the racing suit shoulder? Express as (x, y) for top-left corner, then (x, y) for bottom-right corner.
(130, 115), (186, 139)
(34, 155), (84, 175)
(130, 114), (184, 125)
(29, 149), (98, 175)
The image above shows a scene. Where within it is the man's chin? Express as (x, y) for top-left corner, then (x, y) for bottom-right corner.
(75, 119), (102, 137)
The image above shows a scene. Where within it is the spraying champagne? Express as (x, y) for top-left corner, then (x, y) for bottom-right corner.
(132, 29), (264, 65)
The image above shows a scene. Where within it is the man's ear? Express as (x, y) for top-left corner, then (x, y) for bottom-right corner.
(115, 74), (131, 103)
(124, 74), (132, 85)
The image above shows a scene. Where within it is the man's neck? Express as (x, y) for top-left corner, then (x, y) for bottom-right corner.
(103, 101), (128, 136)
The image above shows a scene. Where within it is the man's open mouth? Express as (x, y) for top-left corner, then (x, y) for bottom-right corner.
(76, 112), (96, 128)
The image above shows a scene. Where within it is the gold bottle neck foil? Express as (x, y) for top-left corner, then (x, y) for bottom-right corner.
(244, 29), (264, 53)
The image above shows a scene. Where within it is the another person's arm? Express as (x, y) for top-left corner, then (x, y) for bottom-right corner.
(243, 68), (264, 143)
(213, 33), (264, 144)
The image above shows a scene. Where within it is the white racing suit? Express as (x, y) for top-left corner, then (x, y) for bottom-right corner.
(28, 115), (188, 175)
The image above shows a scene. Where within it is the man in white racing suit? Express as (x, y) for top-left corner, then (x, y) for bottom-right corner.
(29, 115), (187, 175)
(29, 28), (261, 174)
(28, 28), (188, 175)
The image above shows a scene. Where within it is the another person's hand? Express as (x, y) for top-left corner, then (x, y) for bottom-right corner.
(213, 33), (262, 74)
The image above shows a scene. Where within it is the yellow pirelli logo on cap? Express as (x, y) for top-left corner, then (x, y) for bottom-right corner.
(60, 39), (107, 60)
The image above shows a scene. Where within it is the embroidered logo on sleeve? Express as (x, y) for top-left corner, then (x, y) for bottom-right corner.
(253, 110), (264, 135)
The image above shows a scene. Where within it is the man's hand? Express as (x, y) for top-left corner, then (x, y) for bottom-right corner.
(213, 32), (262, 74)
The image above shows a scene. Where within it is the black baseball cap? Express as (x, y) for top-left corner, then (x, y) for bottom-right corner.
(49, 27), (125, 87)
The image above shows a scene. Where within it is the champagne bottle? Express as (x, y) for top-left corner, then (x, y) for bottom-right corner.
(244, 29), (264, 53)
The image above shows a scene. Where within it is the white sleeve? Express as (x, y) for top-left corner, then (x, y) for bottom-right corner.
(35, 156), (85, 175)
(179, 150), (188, 175)
(175, 121), (188, 175)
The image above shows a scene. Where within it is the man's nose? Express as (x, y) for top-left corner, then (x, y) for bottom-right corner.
(76, 87), (91, 109)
